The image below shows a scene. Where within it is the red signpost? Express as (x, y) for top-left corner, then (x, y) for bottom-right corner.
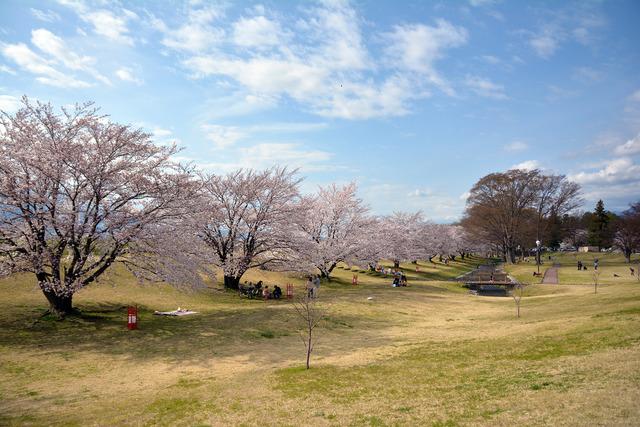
(286, 283), (294, 299)
(352, 274), (358, 285)
(127, 306), (138, 330)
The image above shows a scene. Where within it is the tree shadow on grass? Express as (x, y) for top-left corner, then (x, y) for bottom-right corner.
(0, 298), (412, 368)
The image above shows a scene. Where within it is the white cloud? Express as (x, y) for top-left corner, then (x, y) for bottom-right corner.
(480, 55), (500, 64)
(569, 157), (640, 185)
(165, 3), (465, 119)
(30, 8), (60, 22)
(31, 29), (111, 85)
(511, 160), (540, 171)
(0, 42), (91, 88)
(0, 94), (21, 113)
(0, 64), (16, 75)
(115, 67), (143, 85)
(630, 90), (640, 102)
(304, 0), (371, 71)
(407, 188), (432, 198)
(191, 142), (333, 173)
(384, 20), (468, 95)
(152, 128), (173, 138)
(530, 29), (559, 59)
(232, 15), (283, 48)
(83, 9), (137, 45)
(504, 141), (528, 152)
(159, 5), (225, 52)
(202, 124), (247, 150)
(469, 0), (496, 6)
(613, 134), (640, 156)
(57, 1), (137, 45)
(362, 182), (464, 221)
(465, 75), (507, 99)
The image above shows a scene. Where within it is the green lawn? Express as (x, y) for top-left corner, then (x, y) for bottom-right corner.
(1, 254), (639, 426)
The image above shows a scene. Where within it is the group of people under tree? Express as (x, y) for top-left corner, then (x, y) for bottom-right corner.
(239, 281), (283, 300)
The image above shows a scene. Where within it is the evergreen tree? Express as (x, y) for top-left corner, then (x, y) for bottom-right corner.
(587, 200), (614, 250)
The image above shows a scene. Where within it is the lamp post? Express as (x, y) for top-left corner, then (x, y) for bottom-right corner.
(536, 240), (541, 274)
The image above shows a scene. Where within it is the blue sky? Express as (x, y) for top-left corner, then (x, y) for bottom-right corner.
(1, 0), (639, 221)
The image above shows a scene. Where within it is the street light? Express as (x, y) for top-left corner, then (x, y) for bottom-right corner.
(536, 240), (541, 274)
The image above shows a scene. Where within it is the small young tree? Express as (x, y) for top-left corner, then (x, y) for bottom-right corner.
(511, 283), (524, 318)
(592, 270), (600, 294)
(292, 293), (326, 369)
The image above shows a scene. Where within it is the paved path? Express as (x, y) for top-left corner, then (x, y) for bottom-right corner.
(542, 263), (561, 284)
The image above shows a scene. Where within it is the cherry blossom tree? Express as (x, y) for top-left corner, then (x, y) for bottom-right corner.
(380, 212), (425, 267)
(198, 167), (302, 290)
(0, 98), (198, 317)
(294, 183), (374, 280)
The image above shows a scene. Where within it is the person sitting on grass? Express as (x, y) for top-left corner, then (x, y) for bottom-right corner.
(273, 285), (282, 299)
(392, 277), (400, 287)
(262, 285), (270, 299)
(400, 274), (408, 286)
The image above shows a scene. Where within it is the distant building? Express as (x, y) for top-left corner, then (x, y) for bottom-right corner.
(578, 246), (599, 252)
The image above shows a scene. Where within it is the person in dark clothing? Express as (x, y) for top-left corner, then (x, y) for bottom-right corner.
(273, 285), (282, 299)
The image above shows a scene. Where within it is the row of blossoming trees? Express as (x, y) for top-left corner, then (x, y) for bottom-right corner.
(0, 100), (474, 317)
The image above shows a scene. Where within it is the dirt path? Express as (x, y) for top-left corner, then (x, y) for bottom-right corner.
(542, 263), (560, 284)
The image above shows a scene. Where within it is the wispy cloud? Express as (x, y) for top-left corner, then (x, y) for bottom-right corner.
(511, 160), (540, 171)
(504, 141), (528, 152)
(58, 0), (138, 45)
(158, 2), (466, 119)
(613, 133), (640, 156)
(465, 75), (507, 99)
(115, 67), (143, 85)
(0, 94), (21, 113)
(30, 8), (60, 23)
(1, 41), (92, 88)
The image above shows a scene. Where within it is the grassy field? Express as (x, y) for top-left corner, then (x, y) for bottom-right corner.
(1, 255), (639, 426)
(504, 251), (640, 286)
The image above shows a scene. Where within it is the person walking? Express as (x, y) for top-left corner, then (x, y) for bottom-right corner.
(306, 277), (314, 298)
(312, 275), (321, 298)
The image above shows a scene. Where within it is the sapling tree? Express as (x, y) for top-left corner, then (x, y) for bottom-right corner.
(292, 293), (326, 369)
(0, 98), (198, 317)
(511, 283), (524, 318)
(592, 270), (600, 294)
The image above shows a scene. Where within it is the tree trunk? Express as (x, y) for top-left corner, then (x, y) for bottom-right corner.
(224, 275), (241, 290)
(306, 333), (312, 369)
(393, 260), (400, 268)
(320, 263), (337, 281)
(625, 249), (632, 263)
(42, 289), (73, 319)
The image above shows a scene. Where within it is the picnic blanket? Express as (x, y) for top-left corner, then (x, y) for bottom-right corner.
(153, 309), (198, 316)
